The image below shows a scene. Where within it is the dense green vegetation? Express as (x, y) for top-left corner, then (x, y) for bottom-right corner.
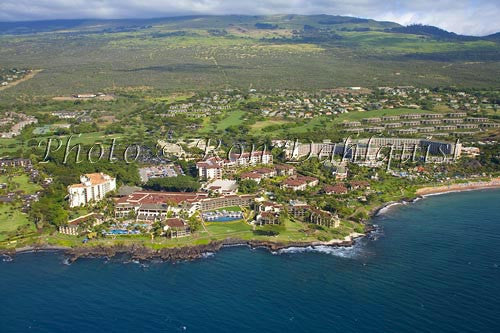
(144, 175), (201, 192)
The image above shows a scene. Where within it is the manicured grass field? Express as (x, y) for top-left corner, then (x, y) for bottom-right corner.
(198, 110), (246, 133)
(0, 205), (33, 239)
(250, 119), (291, 133)
(205, 220), (252, 237)
(215, 110), (247, 131)
(0, 173), (41, 194)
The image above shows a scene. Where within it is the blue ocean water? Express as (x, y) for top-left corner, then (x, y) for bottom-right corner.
(1, 189), (499, 333)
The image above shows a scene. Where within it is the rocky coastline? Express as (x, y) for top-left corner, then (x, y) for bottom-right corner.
(3, 180), (497, 263)
(1, 236), (364, 263)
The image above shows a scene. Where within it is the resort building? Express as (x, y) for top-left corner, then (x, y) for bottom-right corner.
(384, 123), (402, 129)
(323, 184), (348, 195)
(364, 127), (385, 133)
(447, 112), (466, 118)
(240, 167), (276, 183)
(417, 127), (434, 133)
(401, 121), (420, 127)
(115, 191), (255, 219)
(274, 164), (295, 176)
(0, 158), (32, 168)
(59, 213), (104, 235)
(204, 179), (238, 195)
(443, 118), (463, 124)
(457, 124), (479, 129)
(286, 137), (462, 161)
(281, 176), (319, 191)
(422, 113), (443, 119)
(68, 173), (116, 208)
(308, 209), (340, 228)
(362, 117), (381, 124)
(464, 117), (488, 123)
(163, 218), (191, 238)
(228, 150), (273, 167)
(255, 211), (280, 226)
(196, 156), (224, 180)
(343, 121), (362, 127)
(199, 194), (255, 211)
(382, 116), (400, 121)
(114, 191), (209, 218)
(400, 114), (422, 120)
(479, 123), (500, 128)
(421, 119), (442, 125)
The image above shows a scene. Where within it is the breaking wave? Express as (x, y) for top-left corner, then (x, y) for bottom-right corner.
(273, 244), (362, 258)
(376, 202), (405, 215)
(201, 252), (215, 258)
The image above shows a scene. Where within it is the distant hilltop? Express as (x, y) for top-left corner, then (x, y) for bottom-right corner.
(0, 14), (497, 38)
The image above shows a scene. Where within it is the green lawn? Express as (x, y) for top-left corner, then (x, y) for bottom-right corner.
(334, 108), (438, 122)
(205, 220), (252, 237)
(216, 110), (247, 130)
(0, 173), (41, 194)
(250, 119), (290, 132)
(199, 110), (247, 133)
(0, 205), (34, 240)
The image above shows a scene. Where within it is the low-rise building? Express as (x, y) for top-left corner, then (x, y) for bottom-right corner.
(274, 164), (295, 176)
(323, 184), (348, 195)
(0, 158), (32, 168)
(205, 179), (238, 195)
(163, 218), (191, 238)
(281, 175), (318, 191)
(59, 213), (104, 235)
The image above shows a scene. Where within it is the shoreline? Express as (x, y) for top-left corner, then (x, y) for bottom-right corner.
(1, 235), (363, 263)
(2, 179), (498, 263)
(373, 179), (500, 216)
(415, 178), (500, 197)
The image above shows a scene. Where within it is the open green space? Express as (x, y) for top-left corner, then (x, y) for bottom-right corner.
(0, 173), (41, 194)
(333, 108), (438, 123)
(0, 205), (34, 241)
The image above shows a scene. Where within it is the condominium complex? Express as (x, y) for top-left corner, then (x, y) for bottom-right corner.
(68, 173), (116, 207)
(196, 150), (273, 180)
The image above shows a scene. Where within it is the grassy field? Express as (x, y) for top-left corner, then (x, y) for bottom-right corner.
(199, 110), (247, 133)
(333, 108), (438, 122)
(0, 173), (41, 194)
(244, 108), (440, 137)
(0, 205), (34, 241)
(250, 119), (290, 132)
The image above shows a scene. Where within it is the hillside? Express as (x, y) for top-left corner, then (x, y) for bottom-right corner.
(0, 14), (499, 97)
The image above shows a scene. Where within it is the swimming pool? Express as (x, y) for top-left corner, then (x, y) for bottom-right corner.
(105, 229), (140, 235)
(207, 216), (242, 222)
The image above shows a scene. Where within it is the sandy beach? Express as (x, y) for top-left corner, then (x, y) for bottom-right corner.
(416, 178), (500, 196)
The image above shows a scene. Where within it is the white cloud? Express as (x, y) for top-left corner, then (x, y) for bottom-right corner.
(0, 0), (498, 36)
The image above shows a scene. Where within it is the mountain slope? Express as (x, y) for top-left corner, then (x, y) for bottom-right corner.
(0, 14), (498, 96)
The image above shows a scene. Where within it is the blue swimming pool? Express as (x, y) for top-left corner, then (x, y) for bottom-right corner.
(209, 216), (242, 222)
(105, 229), (140, 235)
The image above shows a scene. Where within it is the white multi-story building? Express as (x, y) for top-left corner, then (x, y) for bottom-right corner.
(68, 173), (116, 207)
(196, 157), (224, 180)
(228, 151), (273, 166)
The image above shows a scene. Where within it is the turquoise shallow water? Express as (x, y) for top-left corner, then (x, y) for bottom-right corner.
(1, 189), (499, 333)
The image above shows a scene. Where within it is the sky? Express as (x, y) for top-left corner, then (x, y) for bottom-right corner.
(0, 0), (498, 36)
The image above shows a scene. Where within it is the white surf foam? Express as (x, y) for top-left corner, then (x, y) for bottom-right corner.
(274, 244), (361, 258)
(376, 202), (403, 215)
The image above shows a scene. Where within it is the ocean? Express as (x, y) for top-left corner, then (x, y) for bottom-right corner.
(1, 189), (499, 332)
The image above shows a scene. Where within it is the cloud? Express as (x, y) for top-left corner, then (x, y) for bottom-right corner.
(0, 0), (498, 36)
